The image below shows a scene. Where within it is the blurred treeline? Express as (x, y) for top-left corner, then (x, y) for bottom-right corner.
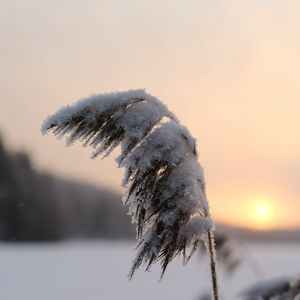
(0, 136), (134, 241)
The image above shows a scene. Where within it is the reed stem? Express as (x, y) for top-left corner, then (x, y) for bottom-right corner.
(208, 230), (219, 300)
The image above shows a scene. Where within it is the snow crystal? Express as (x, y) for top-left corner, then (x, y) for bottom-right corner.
(183, 216), (214, 245)
(41, 89), (176, 135)
(122, 120), (195, 174)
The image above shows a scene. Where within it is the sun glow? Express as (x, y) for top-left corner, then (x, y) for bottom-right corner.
(248, 199), (275, 230)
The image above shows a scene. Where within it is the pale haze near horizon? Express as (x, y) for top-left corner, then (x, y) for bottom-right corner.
(0, 0), (299, 229)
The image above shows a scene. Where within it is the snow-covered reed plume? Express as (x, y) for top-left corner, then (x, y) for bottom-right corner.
(41, 89), (217, 293)
(240, 275), (300, 300)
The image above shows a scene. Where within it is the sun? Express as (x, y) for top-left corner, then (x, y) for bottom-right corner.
(248, 198), (274, 229)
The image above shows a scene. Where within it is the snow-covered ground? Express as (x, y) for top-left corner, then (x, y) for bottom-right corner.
(0, 241), (299, 300)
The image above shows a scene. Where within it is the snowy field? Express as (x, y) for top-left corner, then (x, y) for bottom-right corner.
(0, 241), (299, 300)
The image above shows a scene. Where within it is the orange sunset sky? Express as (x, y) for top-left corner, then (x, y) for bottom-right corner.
(0, 0), (299, 230)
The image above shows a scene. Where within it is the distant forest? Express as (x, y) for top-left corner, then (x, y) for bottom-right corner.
(0, 136), (134, 241)
(1, 136), (299, 243)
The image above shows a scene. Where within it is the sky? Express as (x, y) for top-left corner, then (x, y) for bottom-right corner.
(0, 0), (299, 230)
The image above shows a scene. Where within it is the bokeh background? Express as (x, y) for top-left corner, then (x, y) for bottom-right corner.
(0, 1), (299, 299)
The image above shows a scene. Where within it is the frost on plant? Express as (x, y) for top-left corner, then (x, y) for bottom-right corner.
(240, 276), (300, 300)
(41, 89), (214, 278)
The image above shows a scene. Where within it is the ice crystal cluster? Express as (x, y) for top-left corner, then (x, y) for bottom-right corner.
(41, 89), (214, 277)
